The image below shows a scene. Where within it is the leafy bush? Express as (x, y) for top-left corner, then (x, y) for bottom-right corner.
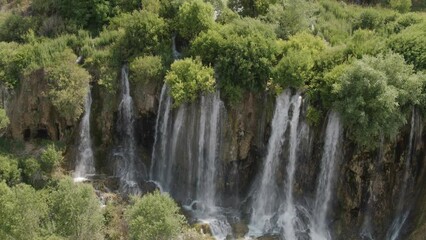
(117, 10), (167, 61)
(0, 108), (9, 132)
(0, 14), (33, 42)
(345, 29), (385, 58)
(39, 144), (62, 174)
(165, 58), (215, 106)
(191, 18), (278, 99)
(333, 53), (424, 147)
(389, 0), (412, 13)
(129, 55), (164, 84)
(176, 0), (215, 41)
(48, 178), (104, 240)
(0, 182), (47, 240)
(125, 191), (186, 240)
(389, 23), (426, 70)
(273, 32), (326, 89)
(0, 155), (20, 186)
(45, 49), (91, 120)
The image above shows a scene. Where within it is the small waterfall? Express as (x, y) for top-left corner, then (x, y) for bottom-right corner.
(310, 111), (342, 240)
(279, 93), (302, 240)
(74, 88), (95, 182)
(248, 89), (294, 235)
(150, 89), (229, 239)
(196, 92), (222, 211)
(150, 84), (172, 183)
(386, 109), (416, 240)
(113, 66), (142, 194)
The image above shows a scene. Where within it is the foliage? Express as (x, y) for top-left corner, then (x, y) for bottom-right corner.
(191, 18), (278, 100)
(0, 182), (47, 240)
(165, 58), (215, 106)
(345, 29), (385, 58)
(48, 178), (104, 240)
(175, 0), (215, 41)
(263, 0), (315, 39)
(39, 144), (62, 174)
(0, 13), (33, 42)
(273, 32), (326, 89)
(117, 10), (167, 61)
(45, 49), (91, 120)
(0, 108), (9, 131)
(0, 155), (20, 186)
(389, 23), (426, 70)
(125, 191), (186, 240)
(130, 55), (164, 84)
(333, 53), (424, 147)
(389, 0), (412, 13)
(228, 0), (278, 17)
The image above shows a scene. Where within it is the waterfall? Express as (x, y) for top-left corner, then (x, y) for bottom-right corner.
(196, 92), (222, 211)
(150, 89), (229, 239)
(248, 89), (295, 235)
(310, 111), (342, 240)
(113, 66), (142, 194)
(386, 109), (416, 240)
(279, 93), (302, 240)
(150, 84), (172, 185)
(74, 88), (95, 182)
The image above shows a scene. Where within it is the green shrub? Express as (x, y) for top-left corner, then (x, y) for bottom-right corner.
(125, 191), (186, 240)
(389, 23), (426, 70)
(0, 155), (20, 186)
(165, 58), (215, 106)
(0, 14), (33, 42)
(333, 53), (424, 147)
(129, 55), (164, 84)
(356, 9), (384, 30)
(0, 182), (47, 240)
(273, 32), (326, 89)
(345, 29), (385, 58)
(191, 18), (278, 98)
(45, 49), (91, 120)
(39, 144), (62, 174)
(0, 108), (9, 132)
(48, 178), (104, 240)
(176, 0), (215, 41)
(117, 10), (167, 61)
(389, 0), (412, 13)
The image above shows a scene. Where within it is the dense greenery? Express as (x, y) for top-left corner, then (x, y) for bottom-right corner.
(165, 58), (215, 106)
(0, 0), (425, 238)
(126, 191), (186, 240)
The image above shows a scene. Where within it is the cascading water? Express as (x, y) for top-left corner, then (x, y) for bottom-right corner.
(248, 89), (296, 236)
(113, 66), (142, 194)
(150, 84), (172, 187)
(278, 93), (302, 240)
(310, 111), (342, 240)
(74, 88), (95, 182)
(150, 89), (230, 239)
(386, 109), (417, 240)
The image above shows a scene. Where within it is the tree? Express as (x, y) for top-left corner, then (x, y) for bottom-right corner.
(176, 0), (215, 41)
(389, 0), (412, 13)
(273, 32), (326, 89)
(125, 191), (186, 240)
(0, 155), (20, 186)
(0, 182), (47, 240)
(191, 18), (278, 99)
(0, 108), (9, 132)
(48, 178), (104, 240)
(333, 53), (424, 147)
(45, 49), (91, 121)
(165, 58), (215, 106)
(129, 55), (164, 84)
(117, 10), (167, 60)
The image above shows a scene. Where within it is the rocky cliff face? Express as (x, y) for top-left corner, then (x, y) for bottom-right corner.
(6, 72), (425, 239)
